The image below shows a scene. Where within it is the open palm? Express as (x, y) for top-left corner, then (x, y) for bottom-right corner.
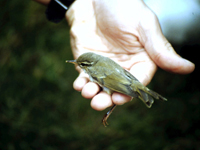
(66, 0), (195, 111)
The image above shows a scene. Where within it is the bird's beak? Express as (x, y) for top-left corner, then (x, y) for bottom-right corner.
(65, 60), (77, 65)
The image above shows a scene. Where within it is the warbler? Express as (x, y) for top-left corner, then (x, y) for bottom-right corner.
(66, 52), (167, 126)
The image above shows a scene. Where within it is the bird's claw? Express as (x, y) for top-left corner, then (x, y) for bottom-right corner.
(102, 104), (117, 127)
(102, 114), (109, 127)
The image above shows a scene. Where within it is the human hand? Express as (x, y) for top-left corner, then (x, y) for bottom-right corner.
(66, 0), (195, 111)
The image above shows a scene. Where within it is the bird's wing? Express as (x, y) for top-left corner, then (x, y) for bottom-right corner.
(98, 69), (139, 97)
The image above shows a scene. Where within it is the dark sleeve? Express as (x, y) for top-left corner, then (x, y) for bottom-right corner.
(46, 0), (74, 23)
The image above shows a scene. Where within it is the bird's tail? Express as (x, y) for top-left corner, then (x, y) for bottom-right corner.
(137, 87), (167, 108)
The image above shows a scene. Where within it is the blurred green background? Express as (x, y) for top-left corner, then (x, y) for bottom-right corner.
(0, 1), (199, 150)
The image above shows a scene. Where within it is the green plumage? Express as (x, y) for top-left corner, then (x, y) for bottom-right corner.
(75, 52), (167, 108)
(66, 52), (167, 126)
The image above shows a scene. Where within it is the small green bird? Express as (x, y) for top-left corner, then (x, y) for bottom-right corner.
(66, 52), (167, 126)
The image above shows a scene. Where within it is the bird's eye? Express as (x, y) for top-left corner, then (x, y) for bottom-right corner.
(80, 62), (90, 67)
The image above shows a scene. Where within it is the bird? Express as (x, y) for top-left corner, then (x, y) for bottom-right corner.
(66, 52), (167, 126)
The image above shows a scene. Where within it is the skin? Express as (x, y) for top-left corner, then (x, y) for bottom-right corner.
(34, 0), (195, 111)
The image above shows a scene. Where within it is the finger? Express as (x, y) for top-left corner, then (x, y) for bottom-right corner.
(139, 12), (195, 74)
(146, 36), (195, 74)
(73, 72), (89, 91)
(112, 92), (132, 105)
(81, 82), (100, 99)
(90, 91), (113, 111)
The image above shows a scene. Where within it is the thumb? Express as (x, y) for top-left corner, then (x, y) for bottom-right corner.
(140, 13), (195, 74)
